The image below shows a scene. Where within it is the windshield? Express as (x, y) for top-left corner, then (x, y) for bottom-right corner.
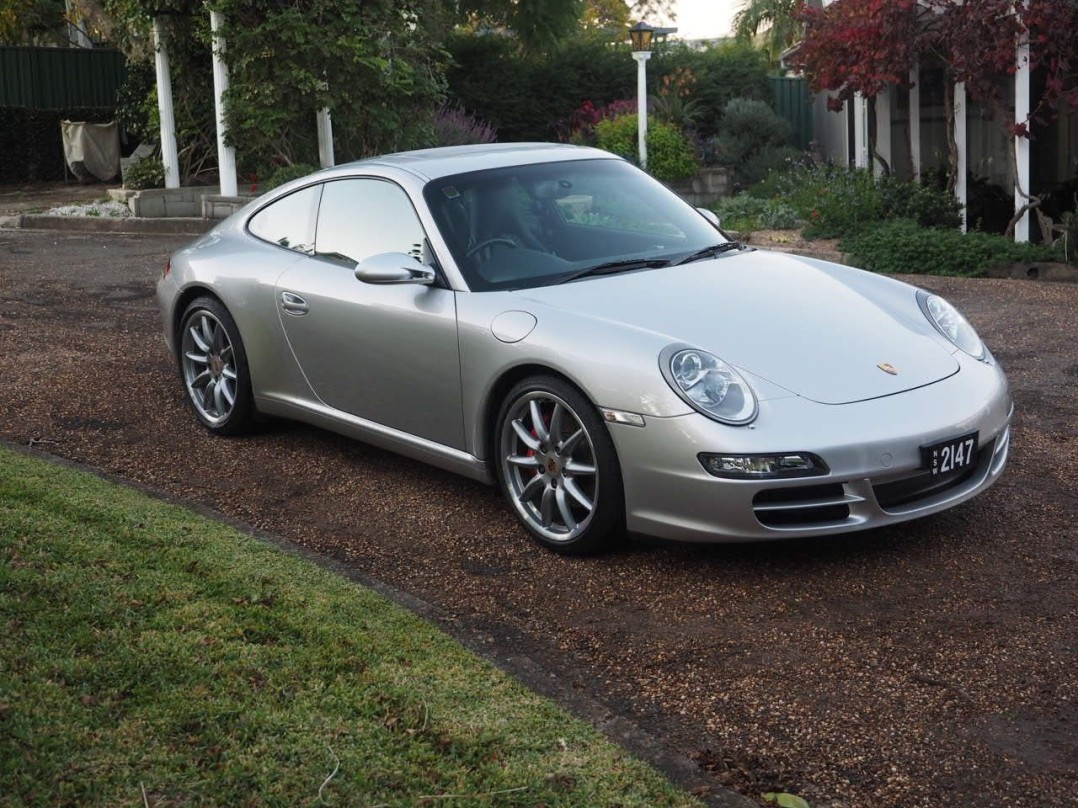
(422, 158), (727, 291)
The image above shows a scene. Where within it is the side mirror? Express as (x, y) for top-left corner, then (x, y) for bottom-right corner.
(354, 252), (435, 286)
(697, 207), (721, 228)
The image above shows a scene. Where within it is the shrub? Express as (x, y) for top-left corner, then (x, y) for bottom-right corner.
(430, 105), (497, 147)
(653, 42), (772, 138)
(123, 158), (165, 190)
(714, 99), (792, 159)
(711, 195), (800, 232)
(562, 98), (638, 145)
(263, 163), (319, 191)
(736, 145), (803, 188)
(966, 175), (1015, 234)
(595, 114), (697, 183)
(447, 33), (635, 143)
(759, 201), (802, 230)
(649, 66), (702, 133)
(879, 175), (962, 230)
(712, 98), (796, 187)
(840, 219), (1058, 276)
(786, 165), (885, 238)
(447, 35), (772, 143)
(711, 194), (768, 231)
(751, 162), (967, 238)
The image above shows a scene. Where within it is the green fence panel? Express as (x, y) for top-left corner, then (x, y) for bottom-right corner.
(771, 76), (813, 150)
(0, 46), (126, 110)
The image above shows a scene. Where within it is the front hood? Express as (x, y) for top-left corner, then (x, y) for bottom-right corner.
(512, 251), (959, 405)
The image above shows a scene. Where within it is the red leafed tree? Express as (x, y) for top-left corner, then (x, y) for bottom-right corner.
(791, 0), (922, 175)
(795, 0), (1078, 238)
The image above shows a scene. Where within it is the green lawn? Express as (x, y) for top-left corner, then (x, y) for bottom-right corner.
(0, 447), (701, 807)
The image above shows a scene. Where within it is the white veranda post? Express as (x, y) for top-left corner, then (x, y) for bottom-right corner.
(909, 64), (921, 181)
(632, 51), (651, 170)
(209, 10), (238, 197)
(152, 16), (181, 189)
(853, 93), (868, 169)
(954, 82), (968, 232)
(1014, 34), (1031, 242)
(317, 107), (335, 169)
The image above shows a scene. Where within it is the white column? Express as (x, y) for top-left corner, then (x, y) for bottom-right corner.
(954, 81), (967, 232)
(316, 108), (335, 169)
(909, 64), (921, 181)
(210, 11), (238, 197)
(875, 86), (892, 177)
(1014, 36), (1031, 242)
(152, 17), (181, 189)
(632, 51), (651, 169)
(853, 93), (868, 168)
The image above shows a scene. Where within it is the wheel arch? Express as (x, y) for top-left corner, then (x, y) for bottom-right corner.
(481, 362), (612, 481)
(172, 285), (227, 348)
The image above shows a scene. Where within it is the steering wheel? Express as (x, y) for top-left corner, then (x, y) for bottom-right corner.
(466, 236), (517, 260)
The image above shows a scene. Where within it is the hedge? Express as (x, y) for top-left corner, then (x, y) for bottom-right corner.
(840, 219), (1058, 277)
(0, 107), (117, 183)
(445, 36), (773, 143)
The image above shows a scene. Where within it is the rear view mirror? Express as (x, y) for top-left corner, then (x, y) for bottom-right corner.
(354, 252), (435, 286)
(697, 207), (721, 228)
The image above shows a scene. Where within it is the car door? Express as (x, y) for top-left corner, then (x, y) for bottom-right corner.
(274, 177), (464, 450)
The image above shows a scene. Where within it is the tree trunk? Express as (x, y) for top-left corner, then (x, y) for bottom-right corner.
(989, 97), (1052, 241)
(866, 95), (891, 176)
(943, 76), (959, 194)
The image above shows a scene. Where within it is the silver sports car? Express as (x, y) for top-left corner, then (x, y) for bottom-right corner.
(157, 143), (1011, 554)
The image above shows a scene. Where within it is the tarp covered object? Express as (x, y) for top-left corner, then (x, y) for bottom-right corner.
(61, 120), (120, 182)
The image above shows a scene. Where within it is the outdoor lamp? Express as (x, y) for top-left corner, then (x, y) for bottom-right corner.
(629, 21), (655, 52)
(628, 22), (655, 169)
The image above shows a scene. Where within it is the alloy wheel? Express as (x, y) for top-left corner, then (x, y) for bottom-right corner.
(180, 310), (238, 426)
(500, 391), (599, 544)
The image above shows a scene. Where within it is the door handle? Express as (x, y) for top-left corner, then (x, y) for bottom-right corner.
(280, 291), (309, 316)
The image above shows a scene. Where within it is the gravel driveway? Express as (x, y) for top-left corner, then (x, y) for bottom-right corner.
(1, 229), (1075, 807)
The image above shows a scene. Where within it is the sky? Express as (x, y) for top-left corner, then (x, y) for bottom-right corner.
(659, 0), (739, 41)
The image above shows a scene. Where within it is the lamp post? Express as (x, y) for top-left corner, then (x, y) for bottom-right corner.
(628, 21), (655, 170)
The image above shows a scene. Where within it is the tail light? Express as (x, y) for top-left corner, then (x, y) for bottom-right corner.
(163, 258), (171, 278)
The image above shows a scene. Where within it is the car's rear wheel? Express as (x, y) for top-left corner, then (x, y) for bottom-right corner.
(178, 296), (254, 435)
(496, 376), (625, 555)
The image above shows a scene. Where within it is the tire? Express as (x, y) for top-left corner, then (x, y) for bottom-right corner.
(177, 296), (255, 436)
(495, 375), (625, 555)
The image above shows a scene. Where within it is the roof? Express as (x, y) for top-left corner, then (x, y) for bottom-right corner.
(335, 143), (617, 182)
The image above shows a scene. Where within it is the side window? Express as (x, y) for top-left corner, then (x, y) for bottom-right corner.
(248, 184), (321, 253)
(315, 179), (426, 264)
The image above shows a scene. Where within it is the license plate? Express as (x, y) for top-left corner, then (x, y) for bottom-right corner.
(922, 431), (978, 476)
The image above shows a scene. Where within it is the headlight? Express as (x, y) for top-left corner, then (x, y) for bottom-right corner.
(917, 291), (985, 359)
(660, 345), (758, 425)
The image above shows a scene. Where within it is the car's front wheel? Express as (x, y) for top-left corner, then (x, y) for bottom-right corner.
(496, 376), (625, 555)
(178, 296), (254, 436)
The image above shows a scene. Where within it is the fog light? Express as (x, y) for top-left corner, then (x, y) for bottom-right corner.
(699, 452), (828, 479)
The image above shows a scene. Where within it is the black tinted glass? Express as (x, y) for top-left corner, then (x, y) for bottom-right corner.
(423, 158), (724, 291)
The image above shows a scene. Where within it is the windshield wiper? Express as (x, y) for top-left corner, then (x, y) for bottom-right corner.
(675, 241), (744, 266)
(553, 257), (671, 285)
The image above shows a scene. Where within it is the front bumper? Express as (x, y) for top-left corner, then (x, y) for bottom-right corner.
(609, 357), (1012, 542)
